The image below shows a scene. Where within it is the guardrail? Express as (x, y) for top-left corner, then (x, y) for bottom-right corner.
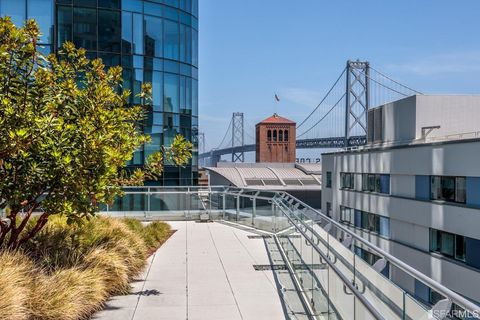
(100, 186), (480, 319)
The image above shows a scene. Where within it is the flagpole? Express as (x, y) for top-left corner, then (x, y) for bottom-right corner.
(274, 93), (280, 115)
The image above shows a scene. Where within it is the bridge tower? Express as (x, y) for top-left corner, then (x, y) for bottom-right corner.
(345, 60), (370, 146)
(231, 112), (245, 162)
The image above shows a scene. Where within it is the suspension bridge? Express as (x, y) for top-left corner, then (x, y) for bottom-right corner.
(199, 60), (422, 167)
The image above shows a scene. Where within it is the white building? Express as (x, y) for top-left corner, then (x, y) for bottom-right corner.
(321, 95), (480, 305)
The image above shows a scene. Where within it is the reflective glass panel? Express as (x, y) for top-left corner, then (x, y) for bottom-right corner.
(144, 1), (162, 17)
(122, 0), (142, 12)
(132, 13), (143, 54)
(98, 0), (120, 9)
(121, 11), (133, 54)
(57, 5), (72, 47)
(164, 73), (179, 113)
(164, 20), (179, 59)
(73, 7), (97, 50)
(98, 9), (121, 52)
(73, 0), (96, 7)
(145, 15), (162, 57)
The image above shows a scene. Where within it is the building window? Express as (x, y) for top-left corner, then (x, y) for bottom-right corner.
(278, 130), (283, 142)
(267, 130), (272, 142)
(340, 206), (390, 237)
(430, 229), (463, 261)
(431, 229), (480, 270)
(340, 173), (355, 190)
(432, 229), (480, 270)
(430, 176), (466, 204)
(362, 174), (390, 194)
(273, 130), (277, 142)
(284, 130), (289, 141)
(326, 171), (332, 188)
(340, 206), (354, 225)
(326, 202), (332, 218)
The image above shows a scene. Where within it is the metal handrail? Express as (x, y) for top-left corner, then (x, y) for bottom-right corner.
(274, 192), (480, 318)
(275, 201), (385, 320)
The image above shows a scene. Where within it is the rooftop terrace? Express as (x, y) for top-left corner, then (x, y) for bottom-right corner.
(93, 187), (480, 320)
(94, 221), (309, 320)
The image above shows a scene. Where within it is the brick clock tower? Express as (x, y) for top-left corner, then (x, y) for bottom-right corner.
(255, 113), (296, 163)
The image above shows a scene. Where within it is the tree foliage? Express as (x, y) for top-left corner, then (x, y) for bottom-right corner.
(0, 17), (193, 249)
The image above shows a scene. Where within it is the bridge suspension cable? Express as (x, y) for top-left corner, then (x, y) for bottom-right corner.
(216, 117), (233, 149)
(295, 62), (422, 141)
(370, 66), (422, 95)
(297, 92), (346, 138)
(296, 67), (347, 130)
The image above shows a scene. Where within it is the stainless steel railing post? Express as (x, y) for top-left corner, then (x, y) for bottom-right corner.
(252, 197), (256, 226)
(236, 195), (240, 222)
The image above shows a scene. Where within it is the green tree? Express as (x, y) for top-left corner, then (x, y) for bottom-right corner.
(0, 17), (192, 249)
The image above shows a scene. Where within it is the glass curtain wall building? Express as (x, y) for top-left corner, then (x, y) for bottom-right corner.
(0, 0), (199, 186)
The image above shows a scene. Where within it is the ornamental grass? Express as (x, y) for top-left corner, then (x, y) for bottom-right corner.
(0, 216), (171, 320)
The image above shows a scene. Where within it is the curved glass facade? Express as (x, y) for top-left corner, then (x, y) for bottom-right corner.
(0, 0), (199, 185)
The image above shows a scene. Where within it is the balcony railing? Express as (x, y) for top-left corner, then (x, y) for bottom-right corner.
(100, 186), (480, 320)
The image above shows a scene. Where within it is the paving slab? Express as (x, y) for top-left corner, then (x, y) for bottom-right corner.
(92, 221), (304, 320)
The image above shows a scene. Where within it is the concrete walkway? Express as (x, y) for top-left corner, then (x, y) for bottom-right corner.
(92, 221), (306, 320)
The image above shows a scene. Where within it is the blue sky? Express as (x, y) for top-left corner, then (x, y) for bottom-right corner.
(199, 0), (480, 152)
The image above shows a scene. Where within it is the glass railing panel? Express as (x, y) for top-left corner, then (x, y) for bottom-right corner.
(148, 191), (188, 219)
(327, 230), (355, 282)
(237, 195), (254, 227)
(189, 191), (203, 211)
(297, 222), (316, 314)
(289, 228), (304, 286)
(327, 261), (355, 319)
(311, 221), (331, 255)
(354, 298), (378, 320)
(404, 293), (430, 320)
(253, 198), (274, 232)
(311, 245), (333, 318)
(109, 193), (147, 213)
(207, 191), (224, 219)
(353, 253), (403, 320)
(223, 194), (238, 222)
(273, 201), (291, 232)
(122, 186), (149, 193)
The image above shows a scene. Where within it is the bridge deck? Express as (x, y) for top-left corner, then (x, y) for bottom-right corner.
(199, 136), (367, 159)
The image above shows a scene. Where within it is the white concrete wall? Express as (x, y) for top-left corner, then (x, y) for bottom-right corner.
(381, 95), (417, 143)
(416, 95), (480, 140)
(390, 174), (415, 198)
(370, 95), (480, 144)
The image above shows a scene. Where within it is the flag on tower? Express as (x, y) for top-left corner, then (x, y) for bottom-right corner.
(275, 94), (280, 102)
